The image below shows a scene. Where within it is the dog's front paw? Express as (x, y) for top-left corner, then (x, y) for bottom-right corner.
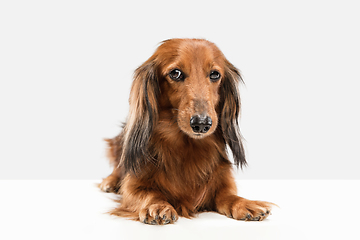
(218, 197), (275, 221)
(232, 198), (275, 221)
(139, 202), (179, 225)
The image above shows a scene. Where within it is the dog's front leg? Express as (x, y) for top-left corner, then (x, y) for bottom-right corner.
(214, 177), (274, 221)
(111, 175), (179, 225)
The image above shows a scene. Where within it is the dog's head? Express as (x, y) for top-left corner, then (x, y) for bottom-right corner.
(121, 39), (246, 173)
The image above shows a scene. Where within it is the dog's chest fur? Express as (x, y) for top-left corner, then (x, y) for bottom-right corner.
(147, 131), (226, 210)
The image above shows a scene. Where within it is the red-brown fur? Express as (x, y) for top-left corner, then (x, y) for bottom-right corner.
(99, 39), (275, 224)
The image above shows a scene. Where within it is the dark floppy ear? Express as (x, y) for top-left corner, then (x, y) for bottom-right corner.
(220, 60), (247, 168)
(120, 59), (159, 174)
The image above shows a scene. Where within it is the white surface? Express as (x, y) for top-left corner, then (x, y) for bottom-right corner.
(1, 0), (360, 180)
(1, 180), (359, 240)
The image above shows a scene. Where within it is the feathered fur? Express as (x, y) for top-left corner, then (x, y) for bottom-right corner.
(99, 39), (274, 224)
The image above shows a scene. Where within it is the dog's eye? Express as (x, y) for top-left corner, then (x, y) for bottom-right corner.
(169, 69), (185, 81)
(209, 70), (221, 82)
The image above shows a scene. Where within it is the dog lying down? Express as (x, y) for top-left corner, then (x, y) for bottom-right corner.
(99, 38), (275, 225)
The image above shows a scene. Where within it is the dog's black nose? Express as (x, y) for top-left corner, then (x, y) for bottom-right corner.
(190, 115), (212, 133)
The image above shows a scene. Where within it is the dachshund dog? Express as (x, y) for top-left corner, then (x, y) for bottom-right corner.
(99, 38), (274, 224)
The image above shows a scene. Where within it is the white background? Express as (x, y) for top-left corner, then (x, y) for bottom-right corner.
(1, 0), (359, 179)
(2, 180), (360, 240)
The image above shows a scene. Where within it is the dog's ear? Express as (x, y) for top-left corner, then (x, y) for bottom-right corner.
(120, 58), (160, 174)
(220, 60), (247, 168)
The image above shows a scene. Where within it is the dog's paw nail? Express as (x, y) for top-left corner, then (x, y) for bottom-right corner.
(155, 215), (159, 220)
(253, 216), (260, 221)
(163, 220), (171, 225)
(172, 215), (177, 221)
(260, 212), (266, 216)
(150, 220), (157, 225)
(246, 214), (251, 219)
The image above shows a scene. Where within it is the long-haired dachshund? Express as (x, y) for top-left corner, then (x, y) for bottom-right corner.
(99, 38), (274, 224)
